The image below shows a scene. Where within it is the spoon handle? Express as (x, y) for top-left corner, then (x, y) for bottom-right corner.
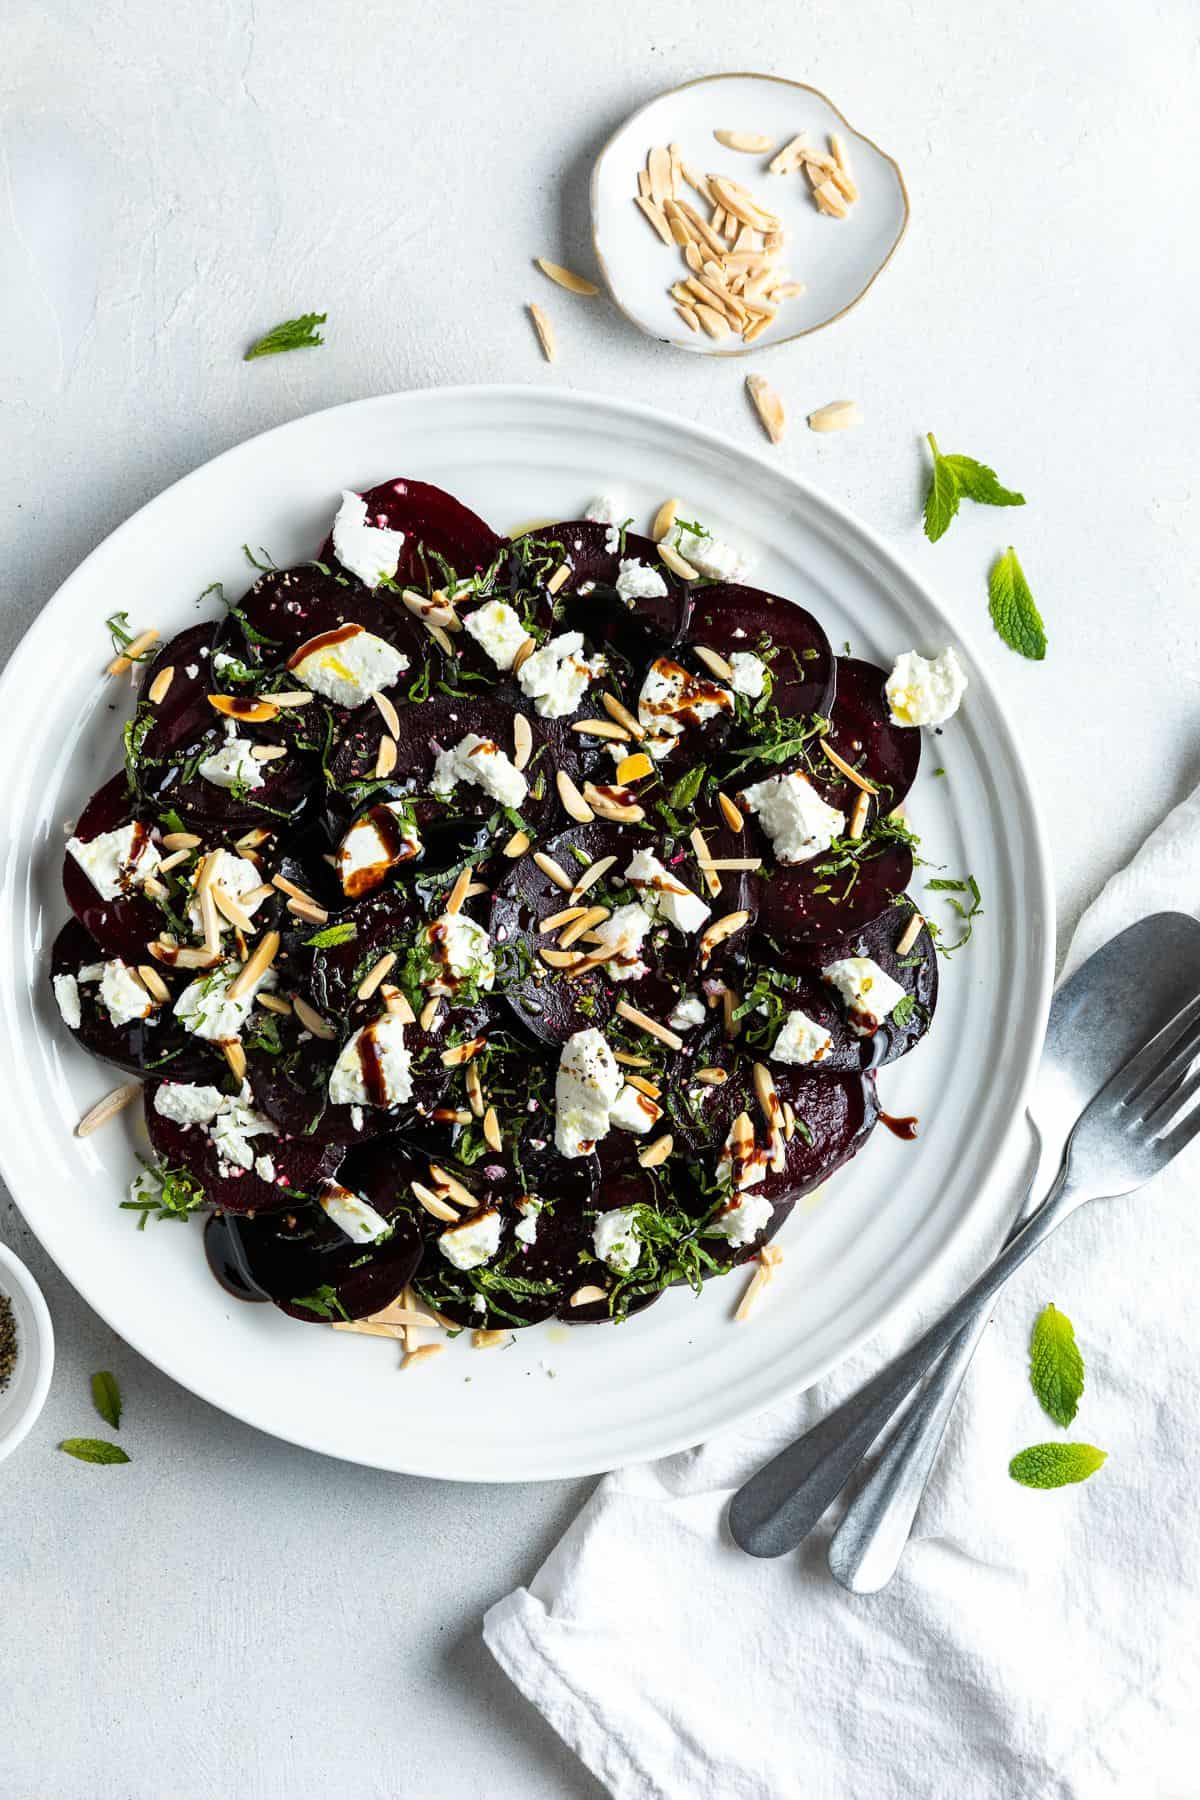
(728, 1159), (1084, 1559)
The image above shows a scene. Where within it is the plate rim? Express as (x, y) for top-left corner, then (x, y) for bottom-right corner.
(590, 70), (911, 357)
(0, 382), (1054, 1480)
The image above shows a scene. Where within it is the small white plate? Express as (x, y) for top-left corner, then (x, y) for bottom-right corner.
(0, 385), (1051, 1481)
(0, 1243), (55, 1464)
(592, 72), (909, 355)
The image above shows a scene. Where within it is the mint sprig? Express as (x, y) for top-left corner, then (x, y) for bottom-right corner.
(988, 547), (1047, 661)
(1029, 1303), (1084, 1427)
(59, 1438), (131, 1466)
(922, 433), (1025, 542)
(91, 1370), (122, 1430)
(244, 312), (327, 360)
(1009, 1443), (1106, 1489)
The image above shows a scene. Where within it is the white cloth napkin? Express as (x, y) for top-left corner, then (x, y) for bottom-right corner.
(484, 788), (1200, 1800)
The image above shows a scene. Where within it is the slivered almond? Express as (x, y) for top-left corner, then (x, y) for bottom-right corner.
(582, 784), (644, 824)
(659, 543), (698, 581)
(357, 951), (397, 1000)
(528, 302), (556, 361)
(250, 745), (286, 762)
(445, 864), (473, 916)
(783, 1102), (796, 1142)
(410, 1181), (460, 1223)
(256, 990), (291, 1016)
(718, 792), (745, 832)
(694, 644), (736, 682)
(694, 1066), (729, 1086)
(638, 1133), (674, 1169)
(208, 694), (279, 723)
(627, 1075), (661, 1099)
(148, 665), (175, 705)
(161, 831), (201, 850)
(198, 884), (221, 955)
(402, 1345), (446, 1371)
(601, 693), (645, 739)
(136, 963), (170, 1003)
(675, 305), (700, 334)
(402, 588), (457, 627)
(558, 905), (609, 949)
(684, 243), (704, 274)
(614, 1000), (683, 1051)
(503, 829), (530, 858)
(569, 1285), (609, 1308)
(508, 713), (534, 775)
(771, 280), (807, 300)
(670, 198), (726, 258)
(226, 928), (282, 1001)
(694, 303), (731, 342)
(545, 561), (571, 596)
(634, 196), (674, 246)
(464, 882), (489, 899)
(708, 176), (779, 232)
(384, 988), (416, 1023)
(703, 857), (761, 871)
(651, 499), (678, 542)
(667, 214), (692, 248)
(419, 996), (441, 1032)
(829, 133), (856, 186)
(540, 905), (587, 934)
(615, 753), (653, 783)
(374, 735), (397, 779)
(556, 770), (594, 824)
(746, 374), (786, 444)
(235, 827), (272, 851)
(194, 850), (221, 895)
(710, 204), (726, 235)
(700, 910), (749, 964)
(533, 851), (573, 892)
(271, 873), (316, 906)
(155, 849), (188, 875)
(512, 636), (536, 676)
(614, 1051), (653, 1068)
(819, 739), (878, 793)
(465, 1062), (485, 1118)
(769, 133), (810, 174)
(568, 854), (615, 903)
(742, 314), (775, 345)
(570, 717), (629, 741)
(482, 1106), (502, 1152)
(427, 1164), (477, 1211)
(713, 129), (774, 153)
(265, 689), (314, 708)
(223, 1039), (247, 1082)
(849, 790), (871, 841)
(287, 897), (328, 926)
(735, 1256), (773, 1322)
(141, 875), (169, 902)
(808, 400), (862, 433)
(637, 168), (651, 198)
(895, 913), (924, 957)
(441, 1036), (486, 1067)
(148, 942), (220, 970)
(678, 160), (715, 204)
(535, 258), (599, 297)
(473, 1328), (510, 1349)
(373, 691), (400, 737)
(107, 628), (159, 676)
(212, 885), (256, 933)
(690, 826), (722, 899)
(814, 178), (849, 218)
(540, 947), (584, 971)
(75, 1080), (142, 1137)
(291, 995), (335, 1039)
(647, 144), (673, 207)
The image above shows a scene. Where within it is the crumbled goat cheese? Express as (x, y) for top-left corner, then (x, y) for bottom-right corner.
(740, 771), (845, 865)
(590, 902), (654, 982)
(772, 1009), (833, 1065)
(593, 1206), (641, 1274)
(463, 600), (529, 671)
(431, 733), (528, 808)
(637, 657), (732, 757)
(885, 648), (968, 727)
(198, 727), (265, 793)
(729, 651), (767, 698)
(173, 962), (267, 1041)
(290, 624), (409, 707)
(186, 851), (266, 936)
(337, 804), (421, 896)
(330, 489), (405, 588)
(99, 960), (154, 1029)
(625, 849), (712, 935)
(609, 1085), (661, 1134)
(53, 974), (82, 1030)
(709, 1190), (773, 1247)
(66, 823), (162, 902)
(668, 992), (708, 1032)
(319, 1182), (393, 1244)
(673, 525), (751, 583)
(615, 559), (668, 608)
(328, 1013), (414, 1108)
(822, 957), (908, 1036)
(554, 1028), (622, 1158)
(517, 632), (605, 719)
(439, 1208), (503, 1271)
(426, 912), (495, 995)
(584, 495), (625, 526)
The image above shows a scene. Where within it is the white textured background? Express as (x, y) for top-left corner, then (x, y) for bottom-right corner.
(1, 2), (1196, 1795)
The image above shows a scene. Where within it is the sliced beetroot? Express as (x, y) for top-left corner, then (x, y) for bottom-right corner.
(233, 561), (428, 668)
(216, 1179), (425, 1323)
(134, 712), (316, 833)
(510, 522), (689, 649)
(136, 623), (229, 753)
(556, 1149), (672, 1325)
(318, 477), (506, 594)
(144, 1079), (343, 1214)
(62, 773), (167, 961)
(810, 659), (921, 814)
(50, 918), (216, 1083)
(755, 837), (914, 947)
(684, 584), (835, 721)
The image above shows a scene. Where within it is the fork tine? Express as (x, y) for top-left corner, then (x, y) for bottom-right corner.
(1156, 1101), (1200, 1163)
(1115, 993), (1200, 1112)
(1143, 1061), (1200, 1133)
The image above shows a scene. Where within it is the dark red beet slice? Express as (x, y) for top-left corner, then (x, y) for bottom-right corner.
(215, 1177), (425, 1323)
(232, 562), (428, 672)
(62, 773), (167, 962)
(133, 708), (317, 832)
(684, 584), (835, 721)
(810, 658), (921, 815)
(755, 837), (914, 947)
(50, 918), (216, 1082)
(318, 477), (506, 594)
(136, 623), (229, 754)
(556, 1148), (669, 1324)
(145, 1079), (343, 1214)
(509, 522), (689, 649)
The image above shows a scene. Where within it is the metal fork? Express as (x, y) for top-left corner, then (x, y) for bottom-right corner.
(729, 991), (1200, 1559)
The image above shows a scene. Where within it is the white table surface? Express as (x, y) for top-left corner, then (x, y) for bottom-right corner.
(1, 2), (1196, 1794)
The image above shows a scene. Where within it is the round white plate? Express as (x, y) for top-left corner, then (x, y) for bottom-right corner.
(592, 73), (909, 355)
(0, 386), (1052, 1481)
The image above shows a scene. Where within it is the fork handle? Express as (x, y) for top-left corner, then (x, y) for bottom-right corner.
(728, 1159), (1086, 1559)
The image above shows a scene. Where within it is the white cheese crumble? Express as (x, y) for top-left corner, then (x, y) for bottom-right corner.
(99, 960), (155, 1028)
(740, 771), (845, 865)
(173, 962), (266, 1041)
(153, 1082), (227, 1126)
(625, 849), (712, 935)
(336, 804), (421, 895)
(514, 1198), (541, 1246)
(554, 1027), (622, 1158)
(593, 1206), (641, 1274)
(614, 558), (668, 608)
(463, 600), (529, 671)
(330, 489), (405, 589)
(53, 973), (82, 1030)
(517, 632), (606, 720)
(772, 1008), (833, 1065)
(439, 1208), (503, 1271)
(66, 823), (162, 902)
(668, 992), (707, 1032)
(885, 648), (967, 728)
(328, 1013), (414, 1108)
(154, 1081), (278, 1176)
(822, 957), (908, 1036)
(637, 656), (732, 757)
(290, 624), (409, 707)
(584, 495), (625, 526)
(319, 1182), (392, 1245)
(198, 727), (265, 792)
(710, 1190), (773, 1247)
(609, 1085), (661, 1135)
(729, 651), (767, 698)
(426, 912), (495, 995)
(590, 902), (654, 983)
(254, 1154), (276, 1182)
(673, 524), (751, 583)
(431, 733), (528, 809)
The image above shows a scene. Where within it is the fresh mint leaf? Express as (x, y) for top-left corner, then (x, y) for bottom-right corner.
(58, 1438), (131, 1466)
(304, 922), (358, 949)
(668, 764), (707, 810)
(890, 993), (916, 1028)
(291, 1284), (349, 1322)
(1029, 1302), (1084, 1427)
(1009, 1442), (1106, 1489)
(244, 312), (327, 360)
(923, 433), (1025, 543)
(943, 455), (1025, 510)
(91, 1371), (122, 1430)
(988, 547), (1047, 660)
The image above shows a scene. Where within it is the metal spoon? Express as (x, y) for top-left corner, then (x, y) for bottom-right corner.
(730, 912), (1200, 1564)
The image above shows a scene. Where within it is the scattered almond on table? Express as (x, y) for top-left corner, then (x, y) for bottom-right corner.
(808, 400), (862, 434)
(745, 374), (786, 444)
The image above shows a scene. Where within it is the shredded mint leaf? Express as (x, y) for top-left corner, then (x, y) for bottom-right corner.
(244, 312), (327, 360)
(988, 547), (1047, 660)
(890, 993), (916, 1028)
(304, 922), (358, 949)
(91, 1371), (122, 1430)
(1009, 1442), (1106, 1489)
(59, 1438), (131, 1466)
(668, 764), (707, 810)
(291, 1284), (349, 1322)
(1029, 1303), (1084, 1427)
(923, 433), (1025, 543)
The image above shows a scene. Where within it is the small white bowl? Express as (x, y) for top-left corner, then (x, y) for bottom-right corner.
(0, 1243), (55, 1464)
(591, 72), (909, 355)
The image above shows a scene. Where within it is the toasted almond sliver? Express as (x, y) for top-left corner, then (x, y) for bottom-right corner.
(207, 694), (279, 723)
(741, 314), (775, 345)
(694, 1066), (729, 1086)
(556, 769), (594, 824)
(735, 1261), (772, 1323)
(503, 829), (530, 858)
(440, 1035), (487, 1068)
(255, 993), (293, 1017)
(683, 243), (704, 275)
(558, 905), (610, 950)
(849, 790), (871, 842)
(511, 636), (537, 677)
(250, 745), (286, 763)
(384, 987), (417, 1024)
(419, 995), (441, 1033)
(235, 827), (272, 851)
(289, 994), (334, 1040)
(568, 854), (616, 903)
(668, 215), (692, 249)
(634, 196), (674, 247)
(222, 1039), (247, 1083)
(718, 791), (745, 832)
(638, 1133), (674, 1169)
(374, 735), (397, 779)
(357, 951), (397, 1000)
(569, 717), (629, 742)
(107, 628), (160, 677)
(402, 1344), (446, 1371)
(411, 1181), (461, 1223)
(75, 1080), (142, 1138)
(271, 873), (315, 906)
(708, 176), (779, 233)
(540, 947), (584, 971)
(582, 784), (644, 825)
(693, 644), (736, 683)
(746, 374), (786, 444)
(212, 885), (256, 933)
(615, 753), (653, 784)
(659, 543), (698, 581)
(532, 851), (573, 893)
(700, 910), (750, 965)
(772, 281), (807, 301)
(534, 257), (599, 297)
(614, 999), (683, 1052)
(510, 712), (534, 772)
(569, 1285), (609, 1309)
(600, 693), (645, 739)
(651, 499), (679, 543)
(540, 905), (587, 934)
(675, 305), (701, 335)
(135, 963), (171, 1003)
(818, 738), (878, 795)
(482, 1105), (502, 1153)
(445, 864), (474, 917)
(690, 826), (722, 900)
(808, 400), (862, 433)
(287, 897), (328, 926)
(149, 942), (220, 970)
(473, 1327), (512, 1349)
(331, 1319), (405, 1341)
(678, 160), (715, 205)
(670, 198), (726, 259)
(528, 302), (556, 361)
(710, 204), (726, 236)
(694, 303), (731, 342)
(895, 912), (924, 957)
(161, 831), (201, 851)
(464, 1062), (485, 1119)
(647, 144), (673, 207)
(637, 168), (651, 198)
(373, 691), (400, 738)
(814, 178), (849, 218)
(713, 129), (774, 153)
(627, 1074), (662, 1099)
(703, 857), (761, 871)
(147, 665), (175, 705)
(224, 928), (281, 1002)
(769, 132), (810, 175)
(545, 561), (571, 596)
(614, 1051), (654, 1069)
(427, 1163), (477, 1211)
(828, 162), (858, 205)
